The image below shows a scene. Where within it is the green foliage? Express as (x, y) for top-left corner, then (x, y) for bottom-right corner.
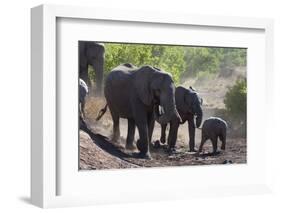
(104, 43), (186, 84)
(184, 47), (220, 76)
(219, 48), (247, 70)
(224, 78), (247, 117)
(183, 47), (246, 78)
(88, 65), (95, 81)
(102, 43), (246, 84)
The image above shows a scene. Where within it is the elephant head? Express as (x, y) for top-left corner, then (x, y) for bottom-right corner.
(134, 66), (182, 124)
(185, 89), (203, 128)
(176, 86), (203, 128)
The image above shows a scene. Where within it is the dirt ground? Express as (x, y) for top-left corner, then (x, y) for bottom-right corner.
(79, 122), (246, 170)
(79, 67), (247, 170)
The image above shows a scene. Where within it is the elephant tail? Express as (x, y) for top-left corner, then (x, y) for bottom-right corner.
(96, 104), (108, 121)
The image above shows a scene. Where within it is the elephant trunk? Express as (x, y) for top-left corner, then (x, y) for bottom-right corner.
(155, 97), (182, 125)
(95, 57), (104, 96)
(195, 107), (203, 128)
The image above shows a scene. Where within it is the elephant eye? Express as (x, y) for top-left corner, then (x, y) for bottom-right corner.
(155, 89), (161, 97)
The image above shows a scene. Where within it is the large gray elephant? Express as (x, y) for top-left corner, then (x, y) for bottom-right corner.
(160, 86), (203, 152)
(79, 41), (105, 95)
(96, 63), (182, 159)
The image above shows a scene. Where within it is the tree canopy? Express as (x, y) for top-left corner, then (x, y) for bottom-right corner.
(89, 43), (246, 85)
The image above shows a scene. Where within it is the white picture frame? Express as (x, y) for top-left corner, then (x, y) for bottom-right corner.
(31, 4), (274, 208)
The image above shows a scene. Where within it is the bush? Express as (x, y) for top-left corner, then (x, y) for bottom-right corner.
(224, 78), (247, 117)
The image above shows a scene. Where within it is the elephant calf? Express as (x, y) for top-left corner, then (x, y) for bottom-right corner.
(79, 78), (88, 120)
(198, 117), (227, 154)
(160, 86), (203, 152)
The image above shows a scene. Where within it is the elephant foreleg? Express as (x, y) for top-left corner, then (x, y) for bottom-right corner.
(187, 118), (196, 152)
(136, 123), (151, 159)
(126, 118), (136, 150)
(133, 100), (151, 159)
(167, 120), (179, 150)
(160, 123), (167, 144)
(198, 136), (207, 153)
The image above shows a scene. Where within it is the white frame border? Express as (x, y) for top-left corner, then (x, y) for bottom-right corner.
(31, 4), (274, 208)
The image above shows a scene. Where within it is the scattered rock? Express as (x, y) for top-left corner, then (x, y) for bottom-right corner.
(222, 159), (233, 164)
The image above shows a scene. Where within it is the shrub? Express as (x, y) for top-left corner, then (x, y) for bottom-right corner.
(224, 78), (247, 117)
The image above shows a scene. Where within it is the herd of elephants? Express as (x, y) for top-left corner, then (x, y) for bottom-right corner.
(79, 41), (227, 159)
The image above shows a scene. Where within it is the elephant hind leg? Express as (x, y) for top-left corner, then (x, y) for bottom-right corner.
(126, 118), (136, 150)
(219, 133), (226, 150)
(111, 113), (120, 143)
(211, 137), (218, 154)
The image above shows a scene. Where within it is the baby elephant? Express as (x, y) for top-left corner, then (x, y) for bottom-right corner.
(198, 117), (227, 154)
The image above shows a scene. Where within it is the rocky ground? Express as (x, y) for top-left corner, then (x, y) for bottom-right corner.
(79, 118), (246, 170)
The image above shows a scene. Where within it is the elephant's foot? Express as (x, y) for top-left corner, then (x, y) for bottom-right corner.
(136, 140), (152, 159)
(125, 143), (137, 151)
(152, 140), (161, 149)
(188, 148), (198, 153)
(221, 145), (226, 150)
(136, 139), (146, 152)
(167, 147), (177, 155)
(149, 141), (154, 149)
(160, 137), (166, 144)
(111, 134), (121, 144)
(110, 138), (121, 145)
(212, 150), (221, 155)
(138, 151), (152, 160)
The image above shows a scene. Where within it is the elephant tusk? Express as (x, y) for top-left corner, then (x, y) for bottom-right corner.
(175, 110), (182, 123)
(159, 106), (165, 115)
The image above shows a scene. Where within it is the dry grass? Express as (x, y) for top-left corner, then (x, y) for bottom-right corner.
(84, 96), (113, 130)
(181, 66), (246, 110)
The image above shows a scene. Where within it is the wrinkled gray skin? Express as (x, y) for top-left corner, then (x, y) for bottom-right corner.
(198, 117), (227, 154)
(160, 86), (203, 152)
(79, 78), (88, 120)
(79, 41), (105, 95)
(97, 63), (181, 159)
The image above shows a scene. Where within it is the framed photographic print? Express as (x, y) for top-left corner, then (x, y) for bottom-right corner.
(31, 4), (274, 208)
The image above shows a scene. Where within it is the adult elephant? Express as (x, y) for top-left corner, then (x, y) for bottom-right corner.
(79, 41), (105, 95)
(160, 86), (203, 152)
(96, 63), (182, 159)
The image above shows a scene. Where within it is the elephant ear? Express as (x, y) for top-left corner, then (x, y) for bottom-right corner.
(183, 89), (194, 113)
(175, 87), (189, 113)
(134, 66), (155, 106)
